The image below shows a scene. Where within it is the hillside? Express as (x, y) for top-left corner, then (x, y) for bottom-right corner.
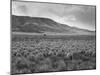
(12, 15), (95, 35)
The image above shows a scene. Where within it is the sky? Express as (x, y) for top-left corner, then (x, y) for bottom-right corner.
(12, 0), (96, 31)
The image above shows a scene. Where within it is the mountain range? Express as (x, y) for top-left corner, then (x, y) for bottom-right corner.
(12, 15), (95, 35)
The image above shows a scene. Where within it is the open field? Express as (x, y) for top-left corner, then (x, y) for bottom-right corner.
(12, 32), (95, 40)
(11, 34), (96, 74)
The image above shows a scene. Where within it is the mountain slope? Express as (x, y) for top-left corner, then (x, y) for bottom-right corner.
(12, 15), (95, 35)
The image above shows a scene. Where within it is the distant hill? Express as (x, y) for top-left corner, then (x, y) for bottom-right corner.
(12, 15), (95, 35)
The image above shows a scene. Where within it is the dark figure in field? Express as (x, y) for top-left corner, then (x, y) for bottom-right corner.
(43, 34), (46, 36)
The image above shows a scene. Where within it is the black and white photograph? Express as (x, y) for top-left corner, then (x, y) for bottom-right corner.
(11, 0), (96, 74)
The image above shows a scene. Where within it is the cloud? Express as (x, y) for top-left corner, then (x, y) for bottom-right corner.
(17, 5), (28, 15)
(12, 1), (96, 30)
(70, 6), (95, 26)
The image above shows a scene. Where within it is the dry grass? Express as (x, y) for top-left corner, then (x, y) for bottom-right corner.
(11, 35), (96, 74)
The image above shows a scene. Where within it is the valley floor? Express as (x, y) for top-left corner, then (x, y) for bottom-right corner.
(11, 33), (96, 74)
